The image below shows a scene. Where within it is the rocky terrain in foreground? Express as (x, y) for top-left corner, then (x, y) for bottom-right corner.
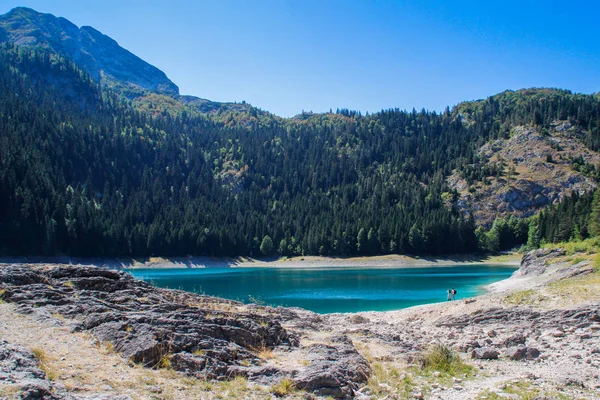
(0, 249), (599, 399)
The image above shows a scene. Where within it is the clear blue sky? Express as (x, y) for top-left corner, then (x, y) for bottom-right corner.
(1, 1), (599, 117)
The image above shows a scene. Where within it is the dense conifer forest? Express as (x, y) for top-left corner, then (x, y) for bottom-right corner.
(1, 43), (600, 257)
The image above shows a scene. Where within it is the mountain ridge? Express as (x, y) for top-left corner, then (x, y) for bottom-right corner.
(0, 6), (179, 96)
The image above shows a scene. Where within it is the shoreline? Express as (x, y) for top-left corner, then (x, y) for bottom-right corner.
(2, 250), (599, 399)
(0, 253), (520, 269)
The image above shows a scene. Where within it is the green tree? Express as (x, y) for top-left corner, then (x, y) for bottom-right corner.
(367, 227), (379, 254)
(408, 223), (423, 253)
(475, 226), (488, 251)
(356, 228), (367, 254)
(260, 235), (274, 256)
(589, 190), (600, 237)
(278, 238), (288, 256)
(526, 218), (541, 248)
(485, 229), (500, 252)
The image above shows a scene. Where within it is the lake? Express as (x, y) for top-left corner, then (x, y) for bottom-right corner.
(127, 265), (516, 314)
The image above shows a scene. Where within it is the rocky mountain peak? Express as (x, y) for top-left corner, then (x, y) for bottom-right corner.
(0, 7), (179, 96)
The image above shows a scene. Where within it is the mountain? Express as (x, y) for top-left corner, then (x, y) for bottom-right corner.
(0, 8), (600, 258)
(0, 7), (179, 96)
(0, 7), (261, 119)
(448, 90), (600, 226)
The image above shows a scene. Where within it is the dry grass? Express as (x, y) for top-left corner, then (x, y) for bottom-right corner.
(1, 305), (302, 399)
(31, 347), (57, 380)
(157, 354), (171, 369)
(0, 384), (20, 397)
(504, 289), (540, 306)
(256, 346), (275, 360)
(193, 349), (205, 356)
(549, 269), (600, 304)
(95, 340), (115, 354)
(485, 252), (522, 264)
(367, 362), (416, 398)
(50, 312), (65, 321)
(270, 378), (296, 396)
(477, 379), (574, 400)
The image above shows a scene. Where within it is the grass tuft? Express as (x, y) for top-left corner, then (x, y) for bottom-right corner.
(256, 346), (275, 360)
(271, 378), (296, 396)
(570, 256), (588, 265)
(417, 344), (472, 376)
(31, 347), (57, 380)
(367, 362), (415, 397)
(594, 253), (600, 271)
(157, 354), (171, 369)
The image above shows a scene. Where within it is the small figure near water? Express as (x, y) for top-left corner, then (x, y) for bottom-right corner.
(447, 289), (452, 301)
(452, 287), (457, 301)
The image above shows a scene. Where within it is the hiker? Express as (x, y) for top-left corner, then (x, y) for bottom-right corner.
(447, 289), (452, 301)
(452, 288), (457, 301)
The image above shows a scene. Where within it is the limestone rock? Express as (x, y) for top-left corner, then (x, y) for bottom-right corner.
(504, 346), (541, 360)
(293, 335), (370, 399)
(0, 264), (371, 397)
(471, 347), (499, 360)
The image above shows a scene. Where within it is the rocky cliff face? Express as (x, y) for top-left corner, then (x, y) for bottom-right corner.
(448, 122), (600, 226)
(0, 7), (179, 96)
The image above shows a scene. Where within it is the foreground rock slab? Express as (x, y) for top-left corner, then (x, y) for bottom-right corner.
(0, 264), (369, 398)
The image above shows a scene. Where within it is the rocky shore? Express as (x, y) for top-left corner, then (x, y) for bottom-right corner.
(0, 248), (599, 399)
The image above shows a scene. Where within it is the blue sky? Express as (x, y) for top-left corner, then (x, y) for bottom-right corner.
(1, 1), (599, 117)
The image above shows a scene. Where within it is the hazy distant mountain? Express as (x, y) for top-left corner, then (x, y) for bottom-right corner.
(0, 7), (179, 96)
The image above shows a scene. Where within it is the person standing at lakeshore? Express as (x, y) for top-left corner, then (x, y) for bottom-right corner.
(451, 288), (456, 301)
(447, 289), (452, 301)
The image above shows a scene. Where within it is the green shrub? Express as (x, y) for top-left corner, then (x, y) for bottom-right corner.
(418, 344), (472, 375)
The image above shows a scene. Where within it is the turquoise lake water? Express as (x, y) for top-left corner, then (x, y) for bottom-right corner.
(128, 265), (516, 314)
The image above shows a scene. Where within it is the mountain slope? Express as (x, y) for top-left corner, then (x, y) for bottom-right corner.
(0, 7), (178, 96)
(449, 122), (600, 225)
(450, 89), (600, 226)
(0, 9), (600, 257)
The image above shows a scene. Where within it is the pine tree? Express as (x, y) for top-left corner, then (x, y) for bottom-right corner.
(589, 190), (600, 237)
(260, 235), (274, 256)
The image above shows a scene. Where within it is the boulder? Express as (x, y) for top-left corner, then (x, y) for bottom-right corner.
(502, 333), (526, 347)
(471, 347), (499, 360)
(517, 248), (566, 276)
(293, 335), (371, 399)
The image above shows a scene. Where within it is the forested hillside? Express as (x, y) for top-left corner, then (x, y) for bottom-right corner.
(1, 42), (599, 257)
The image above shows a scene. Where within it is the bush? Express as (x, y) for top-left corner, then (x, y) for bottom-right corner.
(417, 344), (471, 375)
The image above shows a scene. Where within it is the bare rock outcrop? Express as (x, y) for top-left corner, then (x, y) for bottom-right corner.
(0, 340), (78, 399)
(517, 248), (566, 276)
(293, 335), (370, 398)
(0, 264), (370, 398)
